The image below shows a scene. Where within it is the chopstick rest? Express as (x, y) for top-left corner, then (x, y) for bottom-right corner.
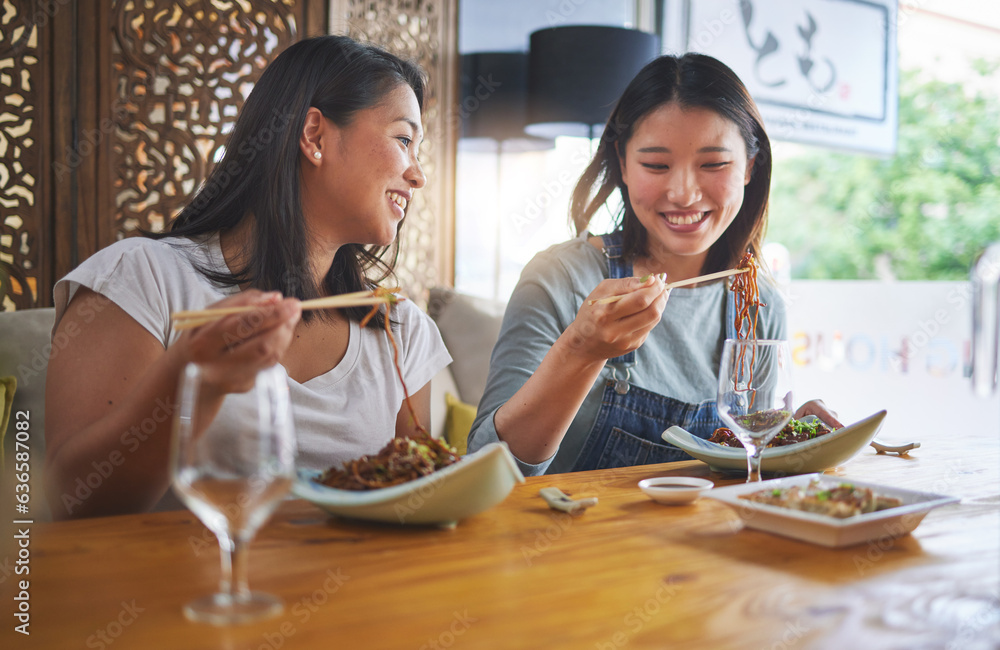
(539, 487), (598, 514)
(870, 439), (921, 455)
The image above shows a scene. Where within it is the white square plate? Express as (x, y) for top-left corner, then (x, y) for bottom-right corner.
(705, 473), (959, 547)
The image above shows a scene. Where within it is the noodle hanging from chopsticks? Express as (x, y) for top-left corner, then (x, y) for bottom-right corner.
(359, 287), (428, 437)
(730, 251), (761, 342)
(316, 287), (462, 491)
(729, 252), (764, 391)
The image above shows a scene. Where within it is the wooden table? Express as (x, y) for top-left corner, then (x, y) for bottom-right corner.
(14, 429), (1000, 649)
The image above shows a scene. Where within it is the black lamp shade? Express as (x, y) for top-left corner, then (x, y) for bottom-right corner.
(459, 52), (555, 153)
(526, 26), (660, 139)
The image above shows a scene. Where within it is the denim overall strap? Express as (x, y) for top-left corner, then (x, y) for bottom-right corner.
(571, 381), (722, 471)
(569, 255), (739, 472)
(600, 232), (635, 392)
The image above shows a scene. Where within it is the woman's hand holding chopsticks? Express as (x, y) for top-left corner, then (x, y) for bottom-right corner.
(492, 273), (670, 464)
(569, 274), (671, 364)
(182, 290), (301, 394)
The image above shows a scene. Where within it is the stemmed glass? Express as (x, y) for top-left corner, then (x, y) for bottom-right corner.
(717, 339), (794, 482)
(171, 363), (297, 625)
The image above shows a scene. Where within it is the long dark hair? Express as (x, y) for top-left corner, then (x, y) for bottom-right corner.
(150, 35), (425, 327)
(570, 53), (771, 274)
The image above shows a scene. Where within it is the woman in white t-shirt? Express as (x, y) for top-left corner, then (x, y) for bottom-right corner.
(44, 36), (451, 519)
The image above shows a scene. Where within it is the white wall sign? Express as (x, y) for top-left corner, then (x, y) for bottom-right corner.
(686, 0), (898, 155)
(786, 281), (999, 444)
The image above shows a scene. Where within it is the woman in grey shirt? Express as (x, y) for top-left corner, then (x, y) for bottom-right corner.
(468, 53), (840, 475)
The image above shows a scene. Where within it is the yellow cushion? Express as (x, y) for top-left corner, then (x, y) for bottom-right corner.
(444, 392), (476, 456)
(0, 376), (16, 467)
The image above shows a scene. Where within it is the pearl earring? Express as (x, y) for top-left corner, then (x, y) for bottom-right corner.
(313, 151), (322, 160)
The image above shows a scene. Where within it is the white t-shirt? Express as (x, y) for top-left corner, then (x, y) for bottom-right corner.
(53, 235), (452, 473)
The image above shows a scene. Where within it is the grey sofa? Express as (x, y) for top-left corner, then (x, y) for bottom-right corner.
(0, 307), (56, 521)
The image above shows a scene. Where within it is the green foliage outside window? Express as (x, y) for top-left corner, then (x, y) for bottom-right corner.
(768, 61), (1000, 280)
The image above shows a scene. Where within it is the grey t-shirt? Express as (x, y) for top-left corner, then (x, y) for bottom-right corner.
(468, 233), (787, 475)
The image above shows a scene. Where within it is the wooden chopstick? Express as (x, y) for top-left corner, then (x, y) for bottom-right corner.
(587, 268), (749, 306)
(170, 289), (381, 320)
(663, 267), (749, 289)
(171, 290), (402, 331)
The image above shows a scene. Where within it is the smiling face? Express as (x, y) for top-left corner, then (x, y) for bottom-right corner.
(619, 102), (754, 277)
(301, 83), (426, 251)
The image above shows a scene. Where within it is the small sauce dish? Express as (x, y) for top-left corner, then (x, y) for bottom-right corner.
(638, 477), (714, 505)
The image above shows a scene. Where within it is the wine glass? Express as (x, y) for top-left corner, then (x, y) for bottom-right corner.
(171, 363), (297, 625)
(717, 339), (794, 482)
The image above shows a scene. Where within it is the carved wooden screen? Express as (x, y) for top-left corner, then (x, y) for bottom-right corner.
(0, 4), (46, 311)
(0, 0), (455, 310)
(0, 0), (325, 311)
(110, 0), (303, 236)
(329, 0), (458, 300)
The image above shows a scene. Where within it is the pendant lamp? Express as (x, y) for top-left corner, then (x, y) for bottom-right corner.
(526, 26), (660, 140)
